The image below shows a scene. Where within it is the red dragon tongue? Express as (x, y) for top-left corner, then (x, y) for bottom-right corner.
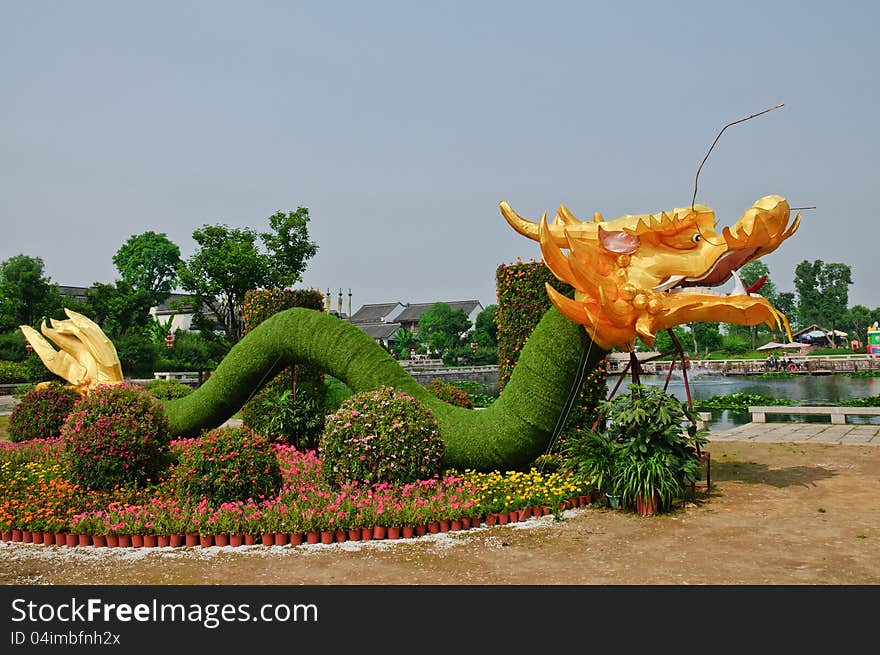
(746, 275), (767, 294)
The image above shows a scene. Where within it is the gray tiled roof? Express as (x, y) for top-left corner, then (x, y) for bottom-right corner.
(357, 322), (402, 340)
(349, 302), (403, 323)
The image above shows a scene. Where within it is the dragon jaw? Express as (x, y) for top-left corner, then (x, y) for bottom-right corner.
(501, 195), (800, 351)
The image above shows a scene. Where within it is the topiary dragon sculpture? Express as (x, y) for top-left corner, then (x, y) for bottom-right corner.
(21, 196), (799, 471)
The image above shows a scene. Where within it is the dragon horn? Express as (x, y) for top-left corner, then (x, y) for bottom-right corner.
(499, 201), (567, 247)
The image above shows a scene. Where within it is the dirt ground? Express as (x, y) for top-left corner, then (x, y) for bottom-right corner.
(2, 440), (878, 585)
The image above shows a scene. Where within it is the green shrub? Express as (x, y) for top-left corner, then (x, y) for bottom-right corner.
(172, 426), (281, 504)
(0, 330), (26, 362)
(8, 383), (80, 442)
(61, 383), (172, 490)
(156, 331), (225, 371)
(143, 379), (193, 400)
(241, 377), (326, 449)
(0, 360), (30, 384)
(426, 379), (472, 408)
(320, 386), (443, 487)
(115, 333), (160, 377)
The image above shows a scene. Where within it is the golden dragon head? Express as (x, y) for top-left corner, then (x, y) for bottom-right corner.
(501, 195), (800, 351)
(20, 309), (124, 394)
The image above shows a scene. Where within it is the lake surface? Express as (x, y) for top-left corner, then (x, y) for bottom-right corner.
(635, 372), (880, 430)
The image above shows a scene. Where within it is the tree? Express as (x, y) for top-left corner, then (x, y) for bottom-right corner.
(259, 208), (319, 287)
(845, 305), (874, 346)
(473, 304), (498, 348)
(84, 280), (155, 338)
(794, 260), (853, 346)
(418, 303), (472, 356)
(177, 210), (318, 343)
(112, 231), (182, 306)
(775, 291), (797, 329)
(0, 255), (62, 331)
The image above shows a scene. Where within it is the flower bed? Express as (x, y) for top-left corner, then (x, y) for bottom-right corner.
(0, 439), (591, 548)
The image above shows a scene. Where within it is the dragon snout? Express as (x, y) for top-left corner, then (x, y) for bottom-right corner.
(722, 195), (801, 261)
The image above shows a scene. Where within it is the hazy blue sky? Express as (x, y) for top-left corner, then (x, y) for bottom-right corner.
(2, 1), (878, 315)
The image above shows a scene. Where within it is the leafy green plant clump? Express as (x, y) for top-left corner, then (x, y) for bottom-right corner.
(320, 386), (444, 487)
(61, 383), (172, 490)
(694, 393), (794, 410)
(241, 374), (326, 449)
(840, 394), (880, 407)
(143, 379), (193, 400)
(563, 385), (706, 513)
(172, 426), (281, 504)
(8, 383), (80, 442)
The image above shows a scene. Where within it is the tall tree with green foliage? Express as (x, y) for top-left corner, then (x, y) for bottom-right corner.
(794, 260), (852, 345)
(845, 305), (875, 346)
(177, 209), (318, 343)
(473, 304), (498, 348)
(0, 255), (62, 331)
(112, 231), (182, 306)
(84, 280), (155, 338)
(418, 302), (472, 356)
(260, 208), (319, 286)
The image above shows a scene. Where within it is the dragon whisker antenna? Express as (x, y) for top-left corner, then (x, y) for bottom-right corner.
(690, 103), (785, 246)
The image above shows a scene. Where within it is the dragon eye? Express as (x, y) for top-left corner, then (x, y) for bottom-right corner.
(692, 233), (703, 243)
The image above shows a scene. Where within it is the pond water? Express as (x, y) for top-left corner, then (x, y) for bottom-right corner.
(636, 372), (880, 429)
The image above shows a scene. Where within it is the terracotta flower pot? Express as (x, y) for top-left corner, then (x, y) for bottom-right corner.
(42, 531), (54, 545)
(118, 534), (132, 548)
(11, 529), (22, 542)
(106, 534), (119, 548)
(386, 526), (401, 540)
(360, 527), (373, 541)
(22, 530), (32, 543)
(484, 514), (497, 527)
(450, 519), (461, 532)
(497, 512), (509, 525)
(273, 532), (288, 546)
(401, 525), (414, 539)
(348, 529), (361, 542)
(334, 529), (347, 543)
(156, 535), (169, 547)
(55, 532), (67, 546)
(635, 492), (660, 517)
(65, 533), (78, 547)
(372, 526), (386, 540)
(460, 517), (471, 530)
(289, 533), (303, 546)
(244, 534), (256, 546)
(143, 534), (158, 548)
(170, 534), (185, 547)
(199, 534), (214, 548)
(306, 531), (320, 544)
(518, 507), (532, 521)
(131, 534), (144, 548)
(92, 534), (107, 547)
(229, 534), (244, 547)
(509, 510), (520, 523)
(260, 533), (274, 546)
(415, 524), (427, 537)
(427, 522), (440, 534)
(1, 530), (11, 542)
(438, 520), (450, 533)
(470, 516), (482, 528)
(320, 530), (334, 544)
(77, 534), (91, 547)
(213, 534), (228, 547)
